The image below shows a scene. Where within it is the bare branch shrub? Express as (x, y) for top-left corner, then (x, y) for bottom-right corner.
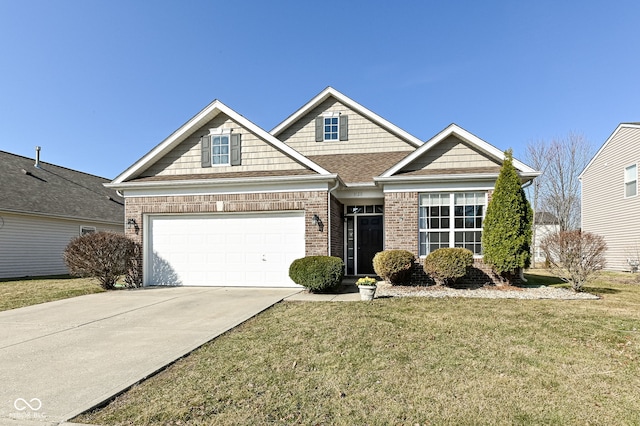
(64, 232), (141, 290)
(541, 230), (607, 292)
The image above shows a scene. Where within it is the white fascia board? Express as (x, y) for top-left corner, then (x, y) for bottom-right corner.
(579, 123), (640, 179)
(381, 179), (497, 193)
(381, 124), (538, 177)
(112, 100), (331, 185)
(270, 87), (423, 148)
(107, 174), (339, 198)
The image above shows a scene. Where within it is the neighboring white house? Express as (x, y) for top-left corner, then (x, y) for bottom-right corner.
(0, 150), (124, 279)
(532, 212), (560, 265)
(580, 123), (640, 271)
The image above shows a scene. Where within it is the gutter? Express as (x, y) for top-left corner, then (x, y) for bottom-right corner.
(104, 173), (339, 191)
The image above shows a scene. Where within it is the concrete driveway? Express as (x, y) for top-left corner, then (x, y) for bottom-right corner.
(0, 286), (299, 425)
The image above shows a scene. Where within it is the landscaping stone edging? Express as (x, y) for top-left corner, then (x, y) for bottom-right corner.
(375, 282), (600, 300)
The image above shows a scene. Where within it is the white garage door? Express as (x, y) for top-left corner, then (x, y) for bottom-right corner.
(146, 212), (305, 287)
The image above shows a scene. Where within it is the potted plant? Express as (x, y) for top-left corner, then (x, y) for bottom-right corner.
(356, 276), (377, 301)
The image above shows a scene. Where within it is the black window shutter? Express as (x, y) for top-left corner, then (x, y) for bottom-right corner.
(315, 116), (323, 142)
(339, 115), (348, 141)
(201, 135), (211, 168)
(230, 133), (241, 166)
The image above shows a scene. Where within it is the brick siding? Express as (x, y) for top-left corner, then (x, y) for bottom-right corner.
(125, 191), (331, 279)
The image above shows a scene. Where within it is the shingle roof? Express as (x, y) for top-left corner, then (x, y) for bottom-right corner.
(307, 151), (412, 184)
(0, 151), (124, 223)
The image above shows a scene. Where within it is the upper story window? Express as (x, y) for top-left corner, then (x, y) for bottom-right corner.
(212, 134), (230, 165)
(625, 164), (637, 197)
(324, 116), (339, 140)
(315, 113), (348, 142)
(200, 130), (242, 168)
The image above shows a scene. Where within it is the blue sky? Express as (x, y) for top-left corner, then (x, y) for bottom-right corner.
(1, 1), (638, 179)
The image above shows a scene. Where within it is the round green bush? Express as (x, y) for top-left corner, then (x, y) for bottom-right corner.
(289, 256), (345, 292)
(372, 250), (415, 285)
(423, 248), (474, 286)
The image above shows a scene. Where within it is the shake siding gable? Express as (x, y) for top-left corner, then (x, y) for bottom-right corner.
(400, 135), (501, 172)
(277, 98), (416, 156)
(142, 113), (307, 177)
(582, 126), (640, 271)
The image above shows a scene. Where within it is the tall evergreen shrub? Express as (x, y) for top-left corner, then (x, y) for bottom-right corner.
(481, 149), (533, 280)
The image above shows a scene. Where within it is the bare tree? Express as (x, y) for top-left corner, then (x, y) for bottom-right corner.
(525, 141), (552, 267)
(526, 133), (593, 232)
(541, 230), (607, 292)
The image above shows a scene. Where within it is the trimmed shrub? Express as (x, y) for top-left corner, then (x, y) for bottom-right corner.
(64, 232), (141, 290)
(423, 248), (474, 286)
(372, 250), (415, 285)
(289, 256), (345, 292)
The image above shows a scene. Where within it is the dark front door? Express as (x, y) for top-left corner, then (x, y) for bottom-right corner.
(357, 215), (383, 275)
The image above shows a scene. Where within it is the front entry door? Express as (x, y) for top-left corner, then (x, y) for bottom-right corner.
(357, 215), (383, 275)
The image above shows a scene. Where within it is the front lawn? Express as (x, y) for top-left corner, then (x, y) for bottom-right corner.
(0, 276), (104, 312)
(76, 273), (640, 425)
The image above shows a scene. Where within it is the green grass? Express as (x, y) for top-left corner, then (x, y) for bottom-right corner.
(0, 275), (104, 312)
(76, 272), (640, 425)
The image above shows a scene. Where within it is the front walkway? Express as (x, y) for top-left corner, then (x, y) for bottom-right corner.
(0, 287), (298, 425)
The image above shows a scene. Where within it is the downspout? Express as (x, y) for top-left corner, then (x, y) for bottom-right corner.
(327, 179), (340, 256)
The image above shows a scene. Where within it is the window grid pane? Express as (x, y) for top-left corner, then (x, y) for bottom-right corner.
(324, 117), (339, 140)
(212, 135), (230, 165)
(419, 192), (486, 256)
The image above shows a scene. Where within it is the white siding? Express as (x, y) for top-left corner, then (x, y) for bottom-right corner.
(0, 212), (123, 279)
(142, 114), (306, 177)
(277, 98), (416, 156)
(582, 126), (640, 271)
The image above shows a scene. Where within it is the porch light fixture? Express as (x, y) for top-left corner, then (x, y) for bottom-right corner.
(311, 214), (324, 231)
(127, 218), (139, 234)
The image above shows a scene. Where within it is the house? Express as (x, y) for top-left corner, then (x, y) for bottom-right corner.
(0, 149), (124, 279)
(580, 123), (640, 271)
(107, 87), (538, 287)
(532, 212), (560, 265)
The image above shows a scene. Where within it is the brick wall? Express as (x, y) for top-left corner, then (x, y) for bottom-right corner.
(383, 192), (418, 252)
(124, 191), (330, 279)
(330, 195), (344, 260)
(383, 190), (511, 287)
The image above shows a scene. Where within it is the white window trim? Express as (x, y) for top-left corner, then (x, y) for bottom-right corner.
(208, 128), (232, 166)
(322, 112), (341, 141)
(624, 163), (637, 198)
(80, 226), (96, 236)
(418, 192), (487, 258)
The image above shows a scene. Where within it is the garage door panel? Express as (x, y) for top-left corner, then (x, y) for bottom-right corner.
(146, 212), (304, 287)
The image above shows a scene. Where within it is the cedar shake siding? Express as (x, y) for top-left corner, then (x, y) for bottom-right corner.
(399, 135), (501, 173)
(276, 98), (416, 156)
(142, 113), (308, 177)
(581, 125), (640, 271)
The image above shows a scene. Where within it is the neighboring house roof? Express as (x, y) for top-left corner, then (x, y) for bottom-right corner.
(535, 211), (559, 225)
(0, 150), (123, 224)
(379, 123), (539, 180)
(111, 99), (331, 185)
(270, 86), (424, 148)
(579, 123), (640, 179)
